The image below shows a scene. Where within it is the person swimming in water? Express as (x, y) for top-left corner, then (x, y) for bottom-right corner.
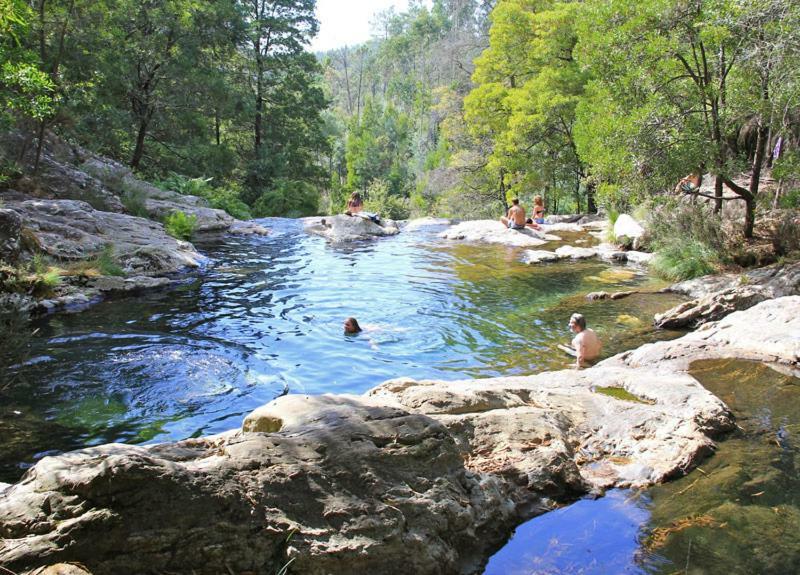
(343, 317), (362, 334)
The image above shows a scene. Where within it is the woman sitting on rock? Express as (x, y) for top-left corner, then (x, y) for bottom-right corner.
(532, 195), (546, 224)
(345, 192), (364, 215)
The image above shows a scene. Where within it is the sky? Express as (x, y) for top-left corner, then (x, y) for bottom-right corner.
(310, 0), (427, 53)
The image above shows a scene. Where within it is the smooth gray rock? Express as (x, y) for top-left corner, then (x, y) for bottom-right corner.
(440, 220), (557, 247)
(305, 214), (400, 242)
(0, 194), (203, 274)
(613, 214), (645, 241)
(0, 208), (22, 262)
(521, 250), (562, 264)
(655, 262), (800, 329)
(555, 245), (597, 259)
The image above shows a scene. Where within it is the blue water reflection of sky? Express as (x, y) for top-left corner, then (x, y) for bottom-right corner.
(484, 490), (670, 575)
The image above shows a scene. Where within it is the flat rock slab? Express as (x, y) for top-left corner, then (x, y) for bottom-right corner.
(0, 193), (203, 275)
(403, 217), (454, 231)
(440, 220), (557, 247)
(305, 214), (400, 242)
(6, 298), (798, 574)
(655, 262), (800, 329)
(521, 250), (562, 264)
(555, 245), (597, 259)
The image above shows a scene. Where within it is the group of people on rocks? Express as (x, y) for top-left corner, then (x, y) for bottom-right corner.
(500, 196), (546, 231)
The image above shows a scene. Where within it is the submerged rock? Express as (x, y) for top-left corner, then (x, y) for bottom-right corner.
(7, 298), (798, 574)
(304, 214), (400, 242)
(440, 220), (558, 247)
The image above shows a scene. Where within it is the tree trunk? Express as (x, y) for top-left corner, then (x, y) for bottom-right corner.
(714, 174), (723, 214)
(586, 177), (596, 214)
(130, 117), (149, 169)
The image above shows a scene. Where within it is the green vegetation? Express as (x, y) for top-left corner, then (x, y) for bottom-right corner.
(156, 173), (252, 220)
(651, 240), (719, 282)
(164, 211), (197, 241)
(0, 0), (798, 236)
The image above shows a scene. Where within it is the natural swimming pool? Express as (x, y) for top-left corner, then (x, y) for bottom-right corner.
(16, 217), (780, 573)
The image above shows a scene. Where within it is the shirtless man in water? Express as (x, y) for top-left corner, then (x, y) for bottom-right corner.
(500, 198), (526, 230)
(558, 313), (602, 368)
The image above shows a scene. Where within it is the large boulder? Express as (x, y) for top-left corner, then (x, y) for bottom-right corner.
(0, 208), (22, 262)
(304, 214), (400, 242)
(0, 193), (203, 274)
(613, 214), (645, 245)
(440, 220), (559, 248)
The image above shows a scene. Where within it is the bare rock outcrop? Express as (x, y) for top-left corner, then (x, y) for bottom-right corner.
(0, 208), (22, 262)
(0, 193), (203, 274)
(304, 214), (400, 242)
(655, 261), (800, 328)
(6, 297), (797, 574)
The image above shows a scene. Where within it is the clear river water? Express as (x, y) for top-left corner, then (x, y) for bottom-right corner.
(2, 218), (798, 574)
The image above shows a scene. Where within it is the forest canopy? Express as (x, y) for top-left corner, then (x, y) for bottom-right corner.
(1, 0), (798, 231)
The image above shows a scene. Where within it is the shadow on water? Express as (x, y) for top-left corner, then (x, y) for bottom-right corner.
(1, 219), (685, 482)
(484, 359), (800, 575)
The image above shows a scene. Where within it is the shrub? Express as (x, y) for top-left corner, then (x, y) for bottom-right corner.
(157, 172), (252, 219)
(771, 211), (800, 257)
(363, 179), (410, 221)
(651, 238), (719, 281)
(252, 179), (319, 218)
(778, 188), (800, 209)
(164, 210), (197, 240)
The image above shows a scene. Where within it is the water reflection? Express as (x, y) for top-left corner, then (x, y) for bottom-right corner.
(1, 219), (683, 481)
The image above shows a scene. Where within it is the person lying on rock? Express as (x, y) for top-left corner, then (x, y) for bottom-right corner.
(345, 191), (382, 224)
(500, 198), (526, 230)
(674, 172), (702, 195)
(558, 313), (602, 368)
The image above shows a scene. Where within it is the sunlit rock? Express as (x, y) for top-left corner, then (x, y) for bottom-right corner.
(440, 220), (557, 247)
(304, 214), (400, 242)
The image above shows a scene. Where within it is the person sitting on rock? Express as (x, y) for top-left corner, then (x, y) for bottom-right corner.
(532, 195), (546, 224)
(525, 217), (541, 230)
(675, 172), (703, 194)
(559, 313), (602, 368)
(500, 198), (526, 230)
(345, 192), (363, 215)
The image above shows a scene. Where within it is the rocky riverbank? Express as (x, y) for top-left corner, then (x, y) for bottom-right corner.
(2, 295), (797, 575)
(0, 133), (267, 316)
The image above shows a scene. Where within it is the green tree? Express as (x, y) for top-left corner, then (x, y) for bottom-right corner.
(576, 0), (800, 236)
